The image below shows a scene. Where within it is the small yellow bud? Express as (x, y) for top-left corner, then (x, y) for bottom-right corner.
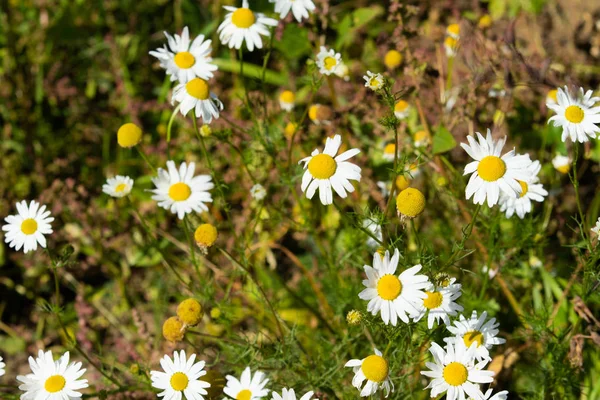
(395, 175), (410, 192)
(346, 310), (363, 325)
(162, 316), (185, 342)
(384, 50), (403, 69)
(194, 224), (218, 253)
(396, 187), (425, 218)
(177, 298), (203, 326)
(478, 15), (492, 29)
(117, 123), (142, 148)
(210, 307), (221, 319)
(200, 125), (212, 137)
(284, 122), (298, 140)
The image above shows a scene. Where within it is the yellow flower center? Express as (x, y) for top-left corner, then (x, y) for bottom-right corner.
(284, 122), (298, 139)
(565, 105), (584, 123)
(44, 375), (66, 393)
(444, 36), (458, 50)
(518, 180), (528, 198)
(556, 164), (570, 174)
(115, 183), (127, 193)
(169, 182), (192, 201)
(323, 56), (337, 71)
(384, 143), (396, 155)
(396, 188), (426, 218)
(194, 224), (218, 247)
(308, 105), (320, 121)
(21, 218), (38, 235)
(177, 298), (203, 326)
(395, 175), (410, 192)
(447, 23), (460, 37)
(162, 316), (185, 342)
(117, 123), (142, 148)
(186, 78), (210, 100)
(443, 362), (468, 386)
(174, 51), (195, 69)
(478, 14), (492, 29)
(477, 156), (506, 182)
(170, 372), (189, 391)
(236, 389), (252, 400)
(280, 90), (295, 103)
(308, 154), (337, 179)
(414, 130), (430, 143)
(423, 291), (443, 309)
(361, 355), (389, 383)
(384, 50), (402, 69)
(376, 274), (402, 300)
(369, 78), (381, 88)
(231, 8), (256, 28)
(463, 330), (484, 348)
(394, 100), (408, 112)
(547, 89), (558, 102)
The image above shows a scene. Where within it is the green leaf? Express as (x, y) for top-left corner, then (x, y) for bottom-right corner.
(212, 58), (286, 86)
(432, 126), (457, 154)
(274, 23), (312, 60)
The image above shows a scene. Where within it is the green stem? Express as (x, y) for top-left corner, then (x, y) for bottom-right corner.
(326, 75), (338, 108)
(135, 146), (156, 173)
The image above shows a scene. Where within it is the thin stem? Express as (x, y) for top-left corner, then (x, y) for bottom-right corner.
(135, 146), (156, 173)
(183, 216), (200, 276)
(326, 75), (338, 108)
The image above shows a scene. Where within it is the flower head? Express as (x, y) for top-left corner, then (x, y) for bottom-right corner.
(363, 71), (384, 91)
(446, 23), (460, 39)
(345, 348), (394, 397)
(218, 0), (278, 51)
(414, 280), (464, 329)
(499, 160), (548, 219)
(394, 100), (410, 119)
(444, 310), (506, 362)
(384, 50), (402, 69)
(223, 367), (269, 400)
(316, 46), (342, 75)
(194, 223), (218, 253)
(269, 0), (315, 22)
(547, 86), (600, 143)
(172, 78), (224, 123)
(396, 188), (425, 219)
(3, 200), (54, 254)
(444, 36), (458, 57)
(552, 154), (571, 174)
(151, 350), (211, 400)
(103, 175), (134, 198)
(279, 90), (296, 112)
(163, 317), (185, 342)
(117, 123), (142, 148)
(591, 218), (600, 235)
(251, 183), (267, 201)
(177, 298), (203, 326)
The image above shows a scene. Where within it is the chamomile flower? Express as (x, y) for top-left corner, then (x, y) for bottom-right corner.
(298, 134), (361, 205)
(444, 36), (459, 57)
(172, 78), (224, 123)
(421, 341), (494, 400)
(499, 160), (548, 219)
(250, 183), (267, 201)
(316, 46), (342, 76)
(151, 161), (214, 219)
(461, 129), (533, 207)
(382, 142), (396, 162)
(552, 154), (571, 174)
(308, 104), (332, 125)
(413, 130), (431, 147)
(547, 86), (600, 143)
(17, 350), (88, 399)
(364, 71), (384, 91)
(151, 350), (210, 400)
(394, 100), (410, 119)
(478, 15), (492, 30)
(359, 249), (429, 325)
(2, 200), (54, 254)
(149, 26), (217, 83)
(102, 175), (134, 198)
(271, 388), (314, 400)
(591, 218), (600, 235)
(218, 0), (278, 51)
(270, 0), (315, 22)
(334, 62), (350, 81)
(279, 90), (296, 111)
(345, 348), (394, 397)
(384, 50), (402, 69)
(0, 355), (5, 376)
(363, 218), (383, 249)
(414, 281), (464, 329)
(446, 23), (461, 39)
(444, 310), (506, 362)
(546, 89), (558, 106)
(223, 367), (269, 400)
(396, 188), (426, 220)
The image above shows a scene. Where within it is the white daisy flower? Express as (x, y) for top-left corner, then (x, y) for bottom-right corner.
(102, 175), (134, 198)
(218, 0), (279, 52)
(0, 355), (5, 377)
(592, 217), (600, 235)
(269, 0), (315, 22)
(382, 142), (396, 162)
(172, 78), (224, 123)
(359, 249), (429, 325)
(546, 89), (558, 106)
(250, 183), (267, 201)
(345, 348), (394, 398)
(499, 160), (548, 219)
(461, 129), (533, 207)
(421, 341), (494, 400)
(362, 218), (382, 249)
(334, 61), (350, 81)
(444, 36), (459, 57)
(316, 46), (342, 76)
(414, 281), (464, 329)
(444, 310), (506, 362)
(271, 388), (314, 400)
(552, 154), (571, 174)
(17, 350), (88, 399)
(151, 161), (214, 219)
(394, 100), (410, 119)
(151, 350), (210, 400)
(223, 367), (269, 400)
(447, 23), (460, 39)
(2, 200), (54, 254)
(547, 86), (600, 143)
(279, 90), (295, 112)
(363, 71), (384, 91)
(298, 134), (361, 205)
(149, 26), (217, 83)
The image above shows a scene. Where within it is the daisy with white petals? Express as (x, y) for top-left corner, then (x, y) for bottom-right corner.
(552, 154), (571, 174)
(151, 161), (214, 219)
(149, 26), (217, 83)
(444, 310), (506, 362)
(547, 86), (600, 143)
(250, 184), (267, 201)
(421, 341), (494, 400)
(271, 388), (314, 400)
(316, 46), (342, 76)
(499, 160), (548, 219)
(270, 0), (315, 22)
(172, 78), (223, 123)
(299, 134), (361, 205)
(17, 350), (88, 400)
(223, 367), (269, 400)
(0, 355), (5, 377)
(218, 0), (278, 51)
(345, 348), (394, 398)
(461, 129), (532, 207)
(592, 217), (600, 235)
(359, 249), (429, 325)
(364, 71), (384, 91)
(151, 350), (211, 400)
(102, 175), (134, 198)
(3, 200), (54, 254)
(414, 280), (464, 329)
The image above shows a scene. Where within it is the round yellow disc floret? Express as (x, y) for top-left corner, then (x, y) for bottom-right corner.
(478, 14), (492, 29)
(517, 180), (528, 198)
(21, 218), (38, 235)
(547, 89), (558, 103)
(463, 330), (484, 348)
(231, 8), (255, 28)
(236, 389), (252, 400)
(423, 291), (443, 309)
(361, 355), (389, 383)
(280, 90), (295, 104)
(117, 123), (142, 148)
(177, 298), (203, 326)
(45, 375), (66, 393)
(162, 316), (185, 342)
(174, 51), (195, 69)
(284, 122), (298, 139)
(194, 224), (218, 248)
(323, 56), (337, 71)
(377, 274), (402, 300)
(565, 105), (584, 123)
(395, 175), (410, 192)
(169, 182), (192, 202)
(308, 154), (337, 180)
(394, 100), (409, 112)
(447, 23), (460, 37)
(396, 187), (425, 218)
(443, 362), (468, 386)
(384, 50), (402, 69)
(186, 78), (210, 100)
(346, 309), (362, 325)
(477, 156), (506, 182)
(200, 125), (212, 137)
(170, 372), (189, 391)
